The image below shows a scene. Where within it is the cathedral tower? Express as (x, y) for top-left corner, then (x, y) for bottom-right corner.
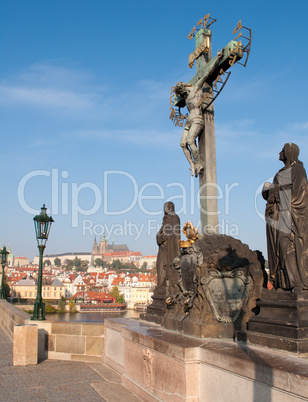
(92, 237), (98, 254)
(99, 232), (108, 253)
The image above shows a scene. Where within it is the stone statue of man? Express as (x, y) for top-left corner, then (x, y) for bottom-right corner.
(262, 143), (308, 290)
(174, 50), (224, 177)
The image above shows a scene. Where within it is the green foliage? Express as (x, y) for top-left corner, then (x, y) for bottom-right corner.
(68, 300), (76, 313)
(2, 278), (10, 299)
(117, 294), (125, 303)
(64, 257), (88, 272)
(44, 259), (51, 266)
(58, 298), (66, 313)
(111, 259), (121, 270)
(109, 260), (137, 271)
(54, 257), (61, 267)
(94, 258), (103, 267)
(141, 262), (148, 270)
(110, 286), (125, 303)
(45, 305), (56, 314)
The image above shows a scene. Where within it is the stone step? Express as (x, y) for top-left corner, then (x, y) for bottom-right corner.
(88, 362), (142, 402)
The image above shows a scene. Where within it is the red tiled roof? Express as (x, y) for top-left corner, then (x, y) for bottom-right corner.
(111, 278), (125, 286)
(70, 291), (115, 303)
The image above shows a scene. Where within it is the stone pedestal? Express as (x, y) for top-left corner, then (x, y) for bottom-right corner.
(104, 317), (308, 401)
(13, 324), (38, 366)
(245, 289), (308, 354)
(144, 234), (265, 340)
(143, 294), (166, 325)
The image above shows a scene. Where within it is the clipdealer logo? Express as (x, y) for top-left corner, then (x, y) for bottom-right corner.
(17, 168), (241, 237)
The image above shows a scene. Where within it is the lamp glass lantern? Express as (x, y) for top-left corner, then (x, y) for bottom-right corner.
(0, 246), (9, 265)
(33, 204), (54, 247)
(0, 246), (9, 299)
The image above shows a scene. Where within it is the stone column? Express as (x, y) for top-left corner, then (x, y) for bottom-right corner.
(13, 324), (38, 365)
(194, 30), (218, 234)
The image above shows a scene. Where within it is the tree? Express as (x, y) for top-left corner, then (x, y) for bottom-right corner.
(68, 300), (76, 312)
(110, 286), (125, 303)
(44, 259), (51, 266)
(2, 278), (10, 299)
(72, 257), (81, 267)
(111, 259), (121, 270)
(58, 298), (66, 313)
(94, 258), (103, 267)
(76, 260), (88, 272)
(141, 262), (148, 270)
(54, 257), (61, 267)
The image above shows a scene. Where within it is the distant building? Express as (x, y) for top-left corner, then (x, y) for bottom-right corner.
(138, 255), (157, 269)
(14, 257), (29, 267)
(42, 278), (65, 300)
(7, 248), (14, 267)
(33, 252), (92, 266)
(70, 291), (115, 304)
(92, 236), (143, 266)
(11, 278), (65, 300)
(92, 234), (129, 254)
(11, 278), (36, 299)
(111, 272), (156, 308)
(34, 236), (136, 266)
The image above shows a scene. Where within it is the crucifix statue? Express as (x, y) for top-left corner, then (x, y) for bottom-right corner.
(170, 15), (251, 235)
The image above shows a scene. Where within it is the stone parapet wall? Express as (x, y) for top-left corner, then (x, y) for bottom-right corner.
(36, 321), (105, 362)
(104, 317), (308, 402)
(0, 300), (30, 341)
(0, 301), (105, 364)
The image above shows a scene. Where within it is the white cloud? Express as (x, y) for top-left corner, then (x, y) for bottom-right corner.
(216, 118), (308, 161)
(74, 128), (179, 148)
(0, 62), (170, 124)
(28, 138), (62, 148)
(287, 121), (308, 131)
(0, 85), (97, 110)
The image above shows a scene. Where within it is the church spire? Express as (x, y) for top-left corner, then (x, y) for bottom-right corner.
(92, 237), (98, 254)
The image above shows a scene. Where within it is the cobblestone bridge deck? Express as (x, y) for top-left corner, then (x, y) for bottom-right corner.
(0, 327), (139, 401)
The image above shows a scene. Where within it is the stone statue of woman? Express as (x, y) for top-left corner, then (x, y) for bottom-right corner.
(156, 202), (181, 294)
(145, 202), (181, 318)
(262, 143), (308, 290)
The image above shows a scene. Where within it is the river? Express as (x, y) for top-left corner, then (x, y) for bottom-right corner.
(44, 310), (141, 323)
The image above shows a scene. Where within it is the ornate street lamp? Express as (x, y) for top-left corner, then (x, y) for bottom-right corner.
(31, 204), (54, 320)
(0, 246), (9, 299)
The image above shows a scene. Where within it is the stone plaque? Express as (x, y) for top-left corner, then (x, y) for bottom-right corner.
(201, 268), (253, 323)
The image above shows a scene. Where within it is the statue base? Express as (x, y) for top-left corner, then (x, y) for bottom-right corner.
(143, 293), (166, 325)
(241, 288), (308, 354)
(144, 234), (265, 340)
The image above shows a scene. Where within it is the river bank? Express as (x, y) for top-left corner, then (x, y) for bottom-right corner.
(22, 309), (141, 323)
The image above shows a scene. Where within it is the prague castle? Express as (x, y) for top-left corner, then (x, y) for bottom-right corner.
(92, 234), (129, 254)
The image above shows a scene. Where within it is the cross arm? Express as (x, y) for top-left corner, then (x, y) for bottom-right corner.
(188, 40), (243, 86)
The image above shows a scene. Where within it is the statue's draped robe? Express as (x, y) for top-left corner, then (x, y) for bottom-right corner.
(265, 150), (308, 289)
(156, 202), (181, 294)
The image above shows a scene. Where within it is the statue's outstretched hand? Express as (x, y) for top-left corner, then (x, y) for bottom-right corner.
(217, 48), (224, 59)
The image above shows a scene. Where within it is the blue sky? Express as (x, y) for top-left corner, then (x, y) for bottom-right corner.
(0, 1), (307, 261)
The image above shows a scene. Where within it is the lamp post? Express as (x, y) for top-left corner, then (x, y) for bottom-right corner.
(31, 204), (54, 321)
(0, 246), (9, 299)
